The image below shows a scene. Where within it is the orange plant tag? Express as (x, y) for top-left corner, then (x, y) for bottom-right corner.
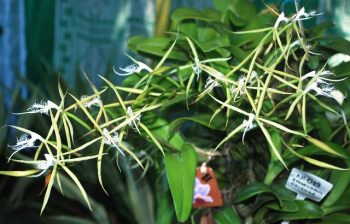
(193, 166), (223, 208)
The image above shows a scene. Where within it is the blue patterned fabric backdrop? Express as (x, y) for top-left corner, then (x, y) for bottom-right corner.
(52, 0), (213, 86)
(0, 0), (27, 110)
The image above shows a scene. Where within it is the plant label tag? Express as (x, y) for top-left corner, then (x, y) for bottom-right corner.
(193, 167), (223, 208)
(285, 168), (333, 202)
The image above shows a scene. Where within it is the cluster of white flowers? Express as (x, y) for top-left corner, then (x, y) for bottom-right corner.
(303, 70), (346, 105)
(274, 7), (322, 28)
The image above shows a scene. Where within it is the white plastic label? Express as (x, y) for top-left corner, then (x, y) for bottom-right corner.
(285, 168), (333, 202)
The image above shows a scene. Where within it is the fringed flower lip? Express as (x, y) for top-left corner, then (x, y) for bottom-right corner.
(242, 113), (256, 143)
(8, 132), (43, 161)
(302, 70), (347, 104)
(13, 100), (59, 115)
(204, 77), (220, 91)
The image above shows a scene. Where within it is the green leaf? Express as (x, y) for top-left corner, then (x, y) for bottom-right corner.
(171, 8), (220, 22)
(323, 213), (350, 224)
(139, 122), (164, 155)
(156, 193), (174, 224)
(213, 0), (230, 13)
(265, 200), (299, 212)
(144, 115), (185, 151)
(227, 0), (256, 27)
(164, 144), (197, 222)
(41, 164), (58, 214)
(65, 112), (92, 131)
(124, 163), (155, 224)
(0, 169), (39, 177)
(235, 183), (282, 206)
(213, 206), (241, 224)
(322, 169), (350, 207)
(60, 165), (92, 210)
(168, 114), (226, 138)
(274, 200), (323, 221)
(306, 137), (348, 158)
(133, 37), (188, 61)
(53, 173), (110, 224)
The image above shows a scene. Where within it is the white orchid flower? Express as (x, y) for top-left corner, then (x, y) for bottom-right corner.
(15, 100), (59, 115)
(31, 154), (57, 177)
(274, 12), (289, 28)
(81, 96), (102, 108)
(274, 7), (322, 29)
(249, 71), (258, 82)
(204, 77), (220, 92)
(293, 7), (322, 21)
(301, 70), (337, 83)
(330, 89), (346, 105)
(102, 128), (125, 155)
(36, 154), (56, 170)
(290, 40), (320, 55)
(127, 107), (141, 133)
(242, 113), (255, 143)
(8, 132), (42, 161)
(230, 76), (247, 101)
(113, 60), (152, 76)
(305, 82), (334, 97)
(192, 58), (202, 80)
(328, 53), (350, 68)
(303, 70), (346, 103)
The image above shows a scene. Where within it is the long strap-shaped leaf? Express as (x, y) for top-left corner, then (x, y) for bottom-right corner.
(164, 144), (196, 222)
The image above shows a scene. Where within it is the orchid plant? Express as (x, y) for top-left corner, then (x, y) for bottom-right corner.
(1, 0), (350, 223)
